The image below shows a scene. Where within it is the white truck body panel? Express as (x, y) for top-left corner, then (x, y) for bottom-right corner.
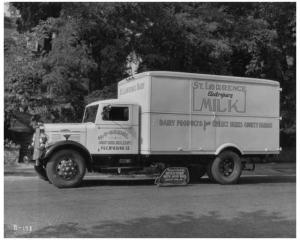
(118, 71), (280, 155)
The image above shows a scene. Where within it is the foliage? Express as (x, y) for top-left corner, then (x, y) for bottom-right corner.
(4, 15), (98, 123)
(38, 17), (97, 121)
(85, 84), (118, 104)
(4, 29), (44, 114)
(7, 2), (296, 137)
(61, 3), (133, 89)
(11, 2), (62, 32)
(4, 139), (20, 149)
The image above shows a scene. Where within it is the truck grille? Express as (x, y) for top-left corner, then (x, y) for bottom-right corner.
(51, 133), (81, 143)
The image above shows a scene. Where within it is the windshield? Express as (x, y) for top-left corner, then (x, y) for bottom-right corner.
(83, 105), (99, 123)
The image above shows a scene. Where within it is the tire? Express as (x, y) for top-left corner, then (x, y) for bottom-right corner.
(34, 165), (48, 181)
(206, 161), (216, 182)
(46, 149), (86, 188)
(211, 150), (242, 185)
(188, 166), (206, 182)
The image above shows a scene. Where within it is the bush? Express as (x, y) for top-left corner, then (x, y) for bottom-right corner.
(4, 140), (20, 166)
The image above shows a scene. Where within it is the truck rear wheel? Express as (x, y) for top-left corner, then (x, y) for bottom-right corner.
(206, 162), (216, 182)
(211, 150), (242, 184)
(46, 149), (86, 188)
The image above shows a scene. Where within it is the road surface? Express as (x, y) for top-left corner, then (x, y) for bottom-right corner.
(4, 163), (296, 237)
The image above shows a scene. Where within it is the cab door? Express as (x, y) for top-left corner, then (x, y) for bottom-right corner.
(94, 104), (139, 155)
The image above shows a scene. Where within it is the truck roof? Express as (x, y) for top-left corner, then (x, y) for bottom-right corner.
(118, 71), (280, 86)
(86, 99), (138, 107)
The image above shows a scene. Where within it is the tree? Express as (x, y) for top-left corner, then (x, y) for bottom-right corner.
(38, 17), (97, 121)
(255, 3), (296, 134)
(61, 3), (133, 89)
(11, 2), (62, 32)
(132, 2), (295, 136)
(8, 2), (295, 136)
(4, 29), (44, 114)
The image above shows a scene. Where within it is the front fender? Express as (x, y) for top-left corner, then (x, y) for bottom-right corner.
(43, 140), (93, 171)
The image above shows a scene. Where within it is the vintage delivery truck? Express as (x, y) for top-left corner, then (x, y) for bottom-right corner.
(31, 71), (281, 188)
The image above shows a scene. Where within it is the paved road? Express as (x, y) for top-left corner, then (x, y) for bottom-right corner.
(4, 164), (296, 237)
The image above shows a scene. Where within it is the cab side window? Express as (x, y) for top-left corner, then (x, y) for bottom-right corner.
(102, 106), (129, 121)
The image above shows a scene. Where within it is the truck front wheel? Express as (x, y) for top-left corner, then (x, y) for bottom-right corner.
(34, 165), (48, 181)
(211, 151), (242, 184)
(46, 149), (86, 188)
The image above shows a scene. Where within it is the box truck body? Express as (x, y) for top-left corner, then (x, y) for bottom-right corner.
(118, 71), (280, 156)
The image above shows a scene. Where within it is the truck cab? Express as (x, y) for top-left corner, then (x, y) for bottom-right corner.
(83, 100), (139, 156)
(32, 99), (141, 188)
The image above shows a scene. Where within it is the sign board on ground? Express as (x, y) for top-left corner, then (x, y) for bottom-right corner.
(155, 167), (190, 186)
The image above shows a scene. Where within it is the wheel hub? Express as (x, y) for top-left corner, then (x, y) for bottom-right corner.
(57, 158), (78, 180)
(220, 159), (234, 177)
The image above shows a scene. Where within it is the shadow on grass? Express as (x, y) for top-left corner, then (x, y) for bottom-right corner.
(7, 210), (295, 238)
